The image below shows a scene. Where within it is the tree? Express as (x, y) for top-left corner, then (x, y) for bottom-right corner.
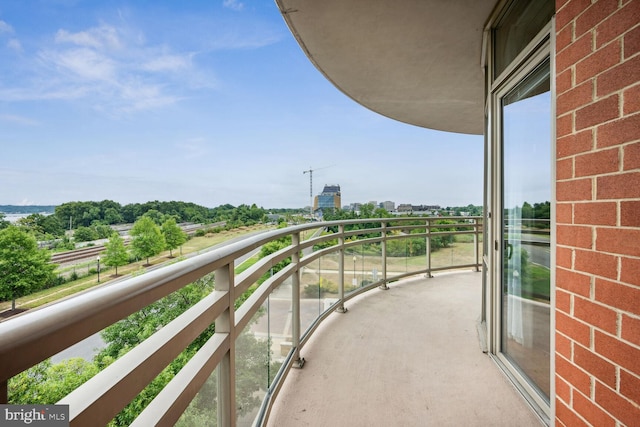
(0, 213), (9, 230)
(129, 217), (165, 265)
(161, 218), (187, 257)
(8, 275), (279, 425)
(142, 209), (165, 225)
(16, 213), (64, 238)
(103, 207), (123, 225)
(9, 358), (99, 404)
(103, 233), (129, 276)
(73, 226), (98, 242)
(0, 226), (57, 310)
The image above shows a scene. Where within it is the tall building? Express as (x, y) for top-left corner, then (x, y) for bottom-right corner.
(313, 184), (341, 212)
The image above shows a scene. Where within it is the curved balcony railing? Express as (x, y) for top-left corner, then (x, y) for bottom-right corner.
(0, 216), (481, 426)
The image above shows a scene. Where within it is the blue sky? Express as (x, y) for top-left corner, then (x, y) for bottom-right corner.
(0, 0), (483, 209)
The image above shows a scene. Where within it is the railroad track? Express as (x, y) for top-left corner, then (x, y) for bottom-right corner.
(50, 245), (109, 264)
(49, 222), (218, 264)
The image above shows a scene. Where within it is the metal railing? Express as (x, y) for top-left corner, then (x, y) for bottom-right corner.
(0, 216), (481, 426)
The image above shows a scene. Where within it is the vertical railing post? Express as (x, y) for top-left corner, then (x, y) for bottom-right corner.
(426, 219), (433, 278)
(474, 218), (480, 272)
(216, 262), (236, 427)
(379, 222), (389, 290)
(291, 232), (305, 368)
(336, 224), (348, 313)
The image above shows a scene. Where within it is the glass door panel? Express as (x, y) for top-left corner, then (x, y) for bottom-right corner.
(501, 58), (551, 401)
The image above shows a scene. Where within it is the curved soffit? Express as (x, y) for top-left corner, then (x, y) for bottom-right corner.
(277, 0), (498, 135)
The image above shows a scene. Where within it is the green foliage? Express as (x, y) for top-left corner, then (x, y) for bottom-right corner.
(142, 209), (166, 225)
(9, 358), (99, 404)
(210, 203), (266, 227)
(94, 224), (114, 239)
(445, 204), (483, 217)
(161, 218), (187, 257)
(52, 236), (75, 251)
(73, 226), (99, 242)
(386, 237), (427, 257)
(303, 277), (337, 298)
(129, 217), (165, 265)
(520, 201), (551, 220)
(97, 276), (216, 363)
(15, 213), (64, 239)
(54, 200), (272, 234)
(322, 205), (391, 239)
(102, 233), (129, 275)
(258, 223), (292, 282)
(55, 200), (122, 228)
(0, 226), (57, 308)
(430, 220), (455, 251)
(0, 213), (9, 230)
(103, 207), (123, 225)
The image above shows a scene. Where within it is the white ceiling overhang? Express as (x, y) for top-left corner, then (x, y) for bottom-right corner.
(276, 0), (499, 135)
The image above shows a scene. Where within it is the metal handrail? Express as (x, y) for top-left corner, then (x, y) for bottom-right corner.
(0, 216), (482, 426)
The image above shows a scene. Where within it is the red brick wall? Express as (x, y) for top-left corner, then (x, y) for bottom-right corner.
(555, 0), (640, 425)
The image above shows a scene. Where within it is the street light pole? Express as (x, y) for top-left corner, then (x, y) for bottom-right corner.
(97, 256), (101, 283)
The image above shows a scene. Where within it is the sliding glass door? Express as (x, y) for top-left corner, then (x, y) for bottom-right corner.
(486, 0), (554, 421)
(500, 57), (551, 402)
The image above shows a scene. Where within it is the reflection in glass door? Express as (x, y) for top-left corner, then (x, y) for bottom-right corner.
(501, 58), (551, 401)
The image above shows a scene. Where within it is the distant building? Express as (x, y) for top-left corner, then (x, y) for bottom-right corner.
(314, 184), (341, 213)
(396, 204), (413, 213)
(381, 201), (395, 211)
(394, 204), (442, 215)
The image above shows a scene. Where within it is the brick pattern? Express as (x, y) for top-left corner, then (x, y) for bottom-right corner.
(555, 0), (640, 425)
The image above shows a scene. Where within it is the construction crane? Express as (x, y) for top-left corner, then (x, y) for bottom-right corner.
(303, 165), (334, 217)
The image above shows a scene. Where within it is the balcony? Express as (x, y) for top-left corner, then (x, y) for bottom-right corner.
(267, 272), (542, 426)
(0, 217), (541, 426)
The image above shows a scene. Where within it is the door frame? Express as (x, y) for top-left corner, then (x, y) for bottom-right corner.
(485, 15), (556, 424)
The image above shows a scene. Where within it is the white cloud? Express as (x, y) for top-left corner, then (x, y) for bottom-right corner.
(44, 47), (116, 81)
(0, 85), (89, 102)
(223, 0), (245, 12)
(1, 11), (279, 115)
(55, 25), (121, 50)
(141, 53), (192, 72)
(0, 114), (39, 126)
(7, 38), (22, 51)
(0, 20), (14, 33)
(25, 23), (208, 113)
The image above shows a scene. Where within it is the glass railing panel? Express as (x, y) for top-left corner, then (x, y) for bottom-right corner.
(8, 273), (217, 425)
(363, 241), (383, 287)
(267, 280), (290, 382)
(430, 229), (475, 270)
(175, 370), (217, 426)
(300, 256), (322, 335)
(301, 251), (340, 311)
(235, 297), (273, 427)
(386, 237), (407, 277)
(345, 244), (362, 294)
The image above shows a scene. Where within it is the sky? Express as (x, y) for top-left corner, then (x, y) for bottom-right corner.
(0, 0), (484, 209)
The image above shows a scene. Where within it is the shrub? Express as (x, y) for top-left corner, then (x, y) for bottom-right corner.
(303, 277), (338, 298)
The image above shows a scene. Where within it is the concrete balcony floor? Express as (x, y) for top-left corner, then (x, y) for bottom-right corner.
(267, 271), (543, 426)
